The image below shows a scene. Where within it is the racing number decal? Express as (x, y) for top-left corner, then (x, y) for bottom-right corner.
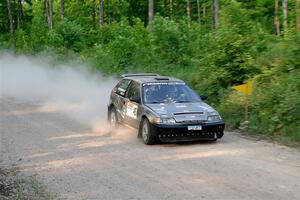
(126, 102), (138, 119)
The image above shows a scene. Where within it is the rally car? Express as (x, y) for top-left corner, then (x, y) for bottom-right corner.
(107, 73), (225, 145)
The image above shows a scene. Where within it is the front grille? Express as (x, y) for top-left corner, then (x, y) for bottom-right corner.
(173, 112), (204, 115)
(177, 120), (206, 124)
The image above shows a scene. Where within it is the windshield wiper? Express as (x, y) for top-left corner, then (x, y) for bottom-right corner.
(148, 101), (162, 104)
(175, 100), (192, 103)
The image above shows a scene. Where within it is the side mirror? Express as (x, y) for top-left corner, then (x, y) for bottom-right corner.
(129, 96), (141, 103)
(200, 95), (208, 100)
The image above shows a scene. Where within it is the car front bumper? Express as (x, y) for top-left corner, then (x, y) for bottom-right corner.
(149, 121), (225, 142)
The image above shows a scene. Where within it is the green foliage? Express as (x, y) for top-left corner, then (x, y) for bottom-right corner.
(218, 91), (245, 129)
(50, 19), (84, 52)
(249, 70), (300, 142)
(151, 16), (185, 66)
(248, 36), (300, 142)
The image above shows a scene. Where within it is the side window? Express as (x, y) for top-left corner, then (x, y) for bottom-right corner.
(114, 79), (131, 97)
(126, 81), (141, 99)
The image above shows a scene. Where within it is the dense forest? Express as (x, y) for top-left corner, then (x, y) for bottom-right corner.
(0, 0), (299, 145)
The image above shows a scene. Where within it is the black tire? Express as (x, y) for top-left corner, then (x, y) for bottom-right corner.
(108, 107), (118, 129)
(140, 118), (155, 145)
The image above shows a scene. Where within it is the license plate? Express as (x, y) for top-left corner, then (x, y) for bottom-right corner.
(188, 125), (202, 130)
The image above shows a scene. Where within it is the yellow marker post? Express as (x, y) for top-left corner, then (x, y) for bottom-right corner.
(233, 81), (253, 122)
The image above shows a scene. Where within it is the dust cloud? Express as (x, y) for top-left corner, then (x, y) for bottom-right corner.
(0, 53), (118, 131)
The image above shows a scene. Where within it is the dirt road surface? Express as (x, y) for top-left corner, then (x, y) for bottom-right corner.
(1, 98), (300, 200)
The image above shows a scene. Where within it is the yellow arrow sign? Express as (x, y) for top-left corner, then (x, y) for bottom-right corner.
(233, 81), (253, 95)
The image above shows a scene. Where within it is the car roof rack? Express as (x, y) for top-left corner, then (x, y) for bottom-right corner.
(120, 73), (160, 78)
(154, 77), (170, 80)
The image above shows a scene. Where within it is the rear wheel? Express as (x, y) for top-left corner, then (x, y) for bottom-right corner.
(109, 108), (118, 129)
(140, 118), (155, 145)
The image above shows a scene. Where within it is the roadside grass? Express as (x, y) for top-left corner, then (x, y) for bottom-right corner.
(0, 167), (53, 200)
(229, 127), (300, 150)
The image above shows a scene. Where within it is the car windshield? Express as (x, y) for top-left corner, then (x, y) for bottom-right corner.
(143, 83), (201, 104)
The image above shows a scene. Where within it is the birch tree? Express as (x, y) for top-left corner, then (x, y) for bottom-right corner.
(211, 0), (219, 30)
(60, 0), (64, 20)
(211, 0), (215, 30)
(92, 0), (96, 28)
(214, 0), (219, 27)
(17, 0), (23, 27)
(169, 0), (173, 20)
(99, 0), (104, 27)
(6, 0), (14, 42)
(148, 0), (154, 29)
(45, 0), (53, 30)
(186, 0), (191, 26)
(274, 0), (280, 35)
(282, 0), (288, 32)
(197, 0), (201, 24)
(297, 0), (300, 32)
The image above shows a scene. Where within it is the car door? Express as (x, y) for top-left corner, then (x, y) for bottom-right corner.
(113, 79), (131, 123)
(124, 81), (142, 128)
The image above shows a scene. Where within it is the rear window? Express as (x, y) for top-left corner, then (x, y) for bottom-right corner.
(114, 79), (131, 96)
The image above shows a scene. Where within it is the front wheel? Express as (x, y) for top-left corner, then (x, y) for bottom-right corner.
(140, 118), (155, 145)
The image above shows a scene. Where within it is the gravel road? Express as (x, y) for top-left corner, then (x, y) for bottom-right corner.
(1, 98), (299, 200)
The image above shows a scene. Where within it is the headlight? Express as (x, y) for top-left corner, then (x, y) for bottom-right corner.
(207, 115), (221, 121)
(150, 116), (176, 124)
(207, 111), (219, 116)
(160, 117), (176, 124)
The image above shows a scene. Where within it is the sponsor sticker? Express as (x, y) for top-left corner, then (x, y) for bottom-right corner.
(143, 82), (185, 86)
(126, 102), (138, 119)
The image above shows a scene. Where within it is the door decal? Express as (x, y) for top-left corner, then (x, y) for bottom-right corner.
(126, 102), (138, 119)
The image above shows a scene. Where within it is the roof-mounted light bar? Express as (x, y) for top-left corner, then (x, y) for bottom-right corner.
(121, 73), (160, 78)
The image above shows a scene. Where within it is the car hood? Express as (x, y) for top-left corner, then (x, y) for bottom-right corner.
(146, 102), (218, 122)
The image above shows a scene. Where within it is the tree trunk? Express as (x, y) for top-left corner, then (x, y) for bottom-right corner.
(282, 0), (288, 31)
(169, 0), (173, 20)
(186, 0), (191, 26)
(92, 0), (96, 28)
(148, 0), (154, 29)
(49, 0), (53, 28)
(60, 0), (64, 20)
(99, 0), (104, 27)
(45, 0), (53, 30)
(274, 0), (280, 35)
(297, 0), (300, 32)
(6, 0), (14, 44)
(17, 0), (23, 27)
(214, 0), (219, 27)
(197, 0), (201, 24)
(211, 0), (215, 31)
